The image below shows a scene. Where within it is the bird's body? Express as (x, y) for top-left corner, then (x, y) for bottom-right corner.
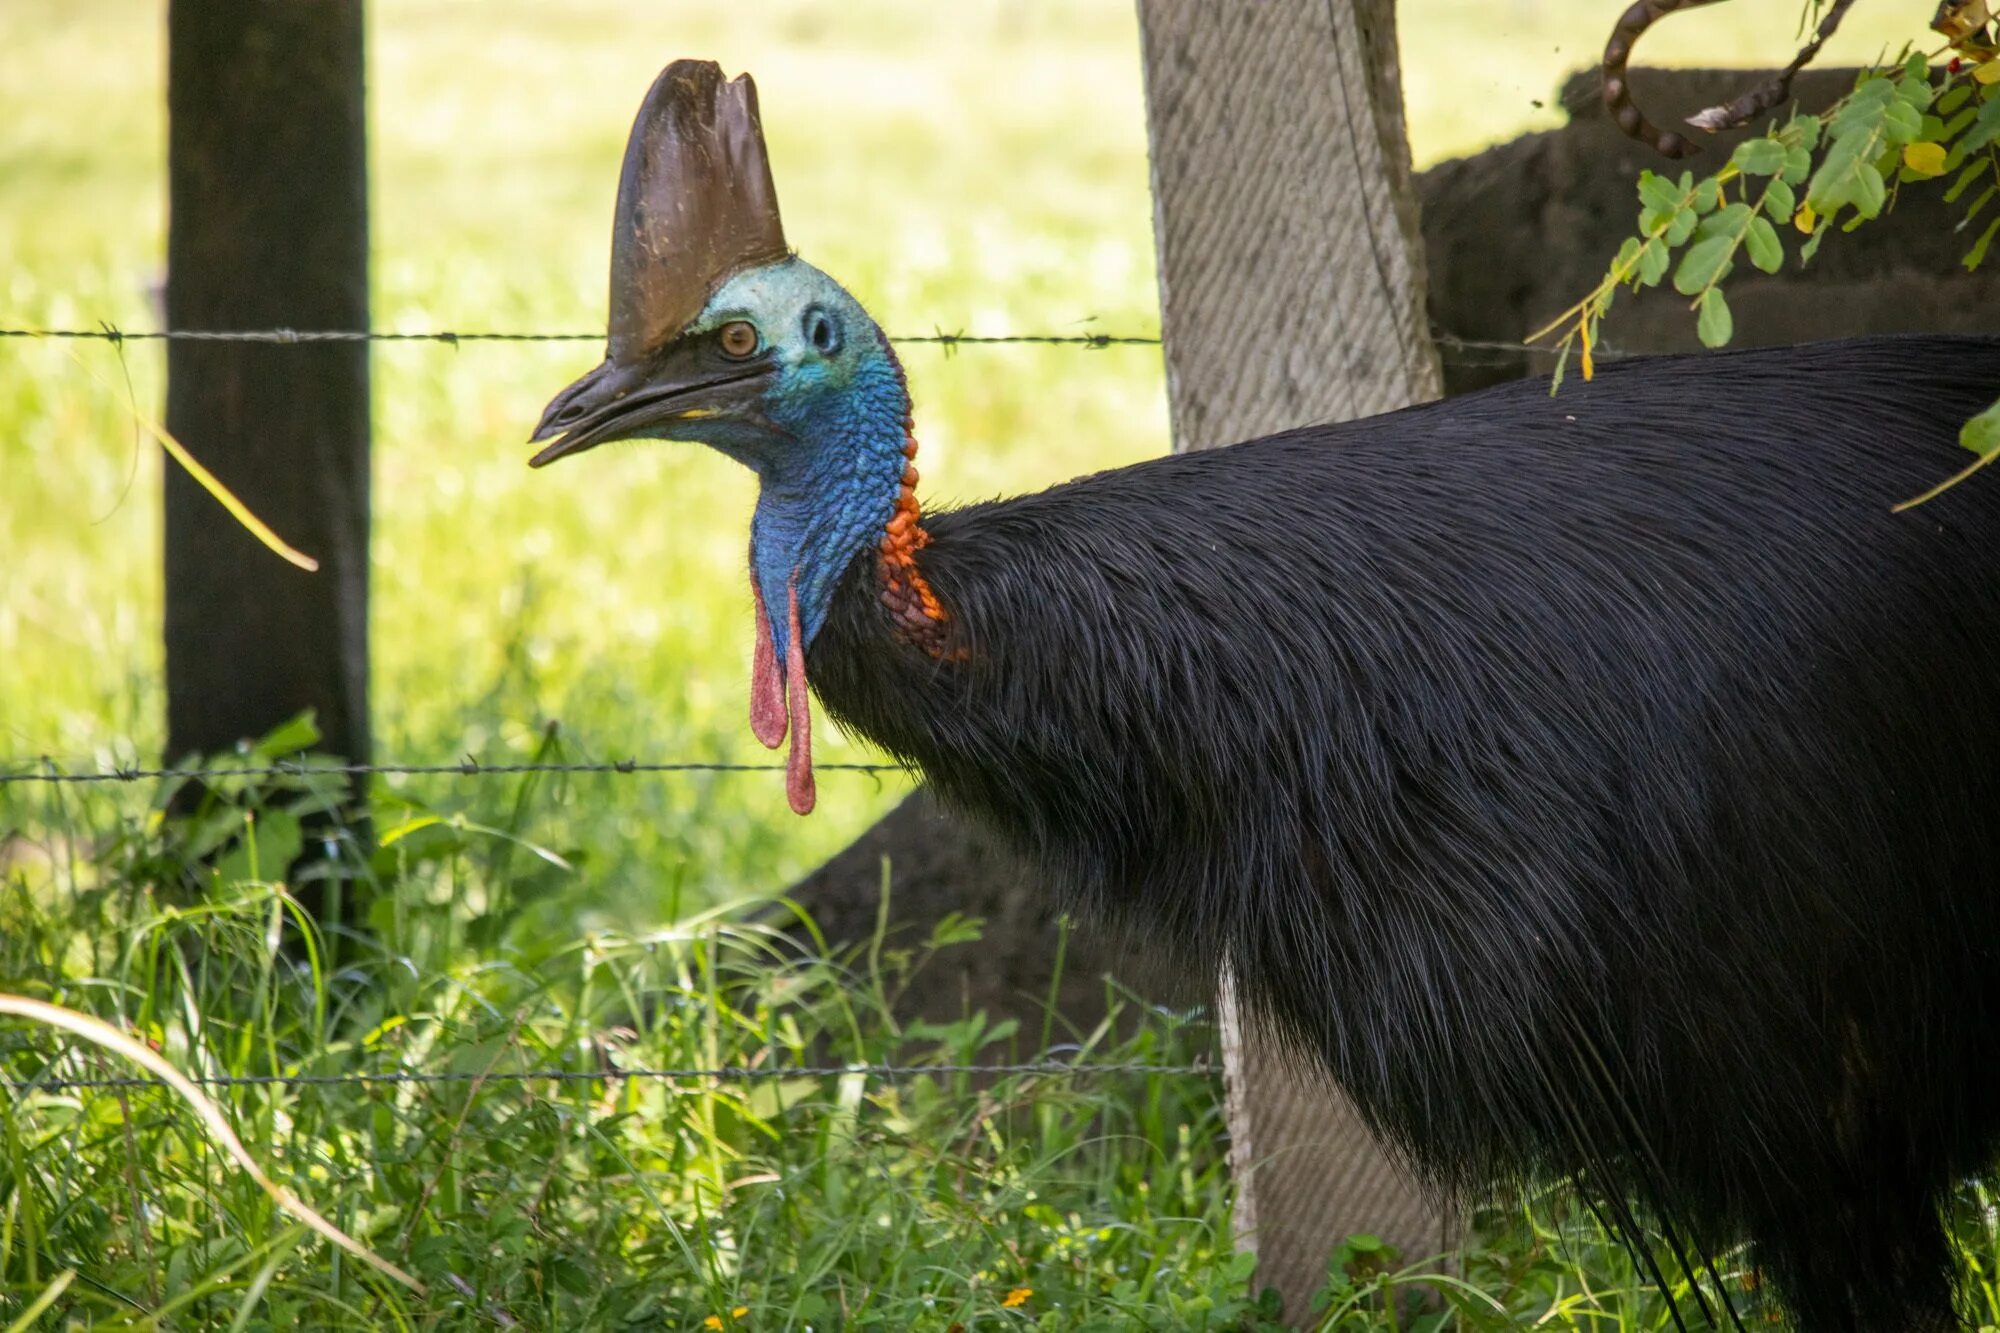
(810, 334), (2000, 1330)
(531, 60), (2000, 1331)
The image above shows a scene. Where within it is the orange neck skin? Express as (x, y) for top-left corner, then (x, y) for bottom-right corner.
(876, 432), (951, 653)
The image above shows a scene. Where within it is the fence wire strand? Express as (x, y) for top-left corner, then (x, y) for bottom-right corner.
(0, 325), (1162, 349)
(1, 1060), (1213, 1095)
(0, 757), (901, 785)
(0, 322), (1577, 360)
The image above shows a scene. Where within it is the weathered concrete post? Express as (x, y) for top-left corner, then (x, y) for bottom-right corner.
(1137, 0), (1449, 1318)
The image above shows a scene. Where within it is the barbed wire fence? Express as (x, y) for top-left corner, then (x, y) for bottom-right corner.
(1, 1059), (1216, 1096)
(0, 757), (900, 784)
(0, 312), (1593, 1099)
(0, 323), (1589, 359)
(0, 313), (1600, 795)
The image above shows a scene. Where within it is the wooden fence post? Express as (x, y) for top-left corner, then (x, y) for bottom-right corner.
(164, 1), (371, 789)
(1137, 0), (1449, 1319)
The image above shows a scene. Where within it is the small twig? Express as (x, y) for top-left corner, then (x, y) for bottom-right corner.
(1686, 0), (1862, 133)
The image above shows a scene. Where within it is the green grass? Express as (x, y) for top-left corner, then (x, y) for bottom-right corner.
(4, 1), (1992, 1328)
(26, 764), (1995, 1330)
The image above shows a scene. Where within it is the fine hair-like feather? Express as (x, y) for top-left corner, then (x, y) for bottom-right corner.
(810, 335), (2000, 1331)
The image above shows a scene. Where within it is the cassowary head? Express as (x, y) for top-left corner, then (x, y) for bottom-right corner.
(529, 60), (925, 814)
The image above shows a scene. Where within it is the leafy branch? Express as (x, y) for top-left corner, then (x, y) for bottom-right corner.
(1540, 46), (2000, 504)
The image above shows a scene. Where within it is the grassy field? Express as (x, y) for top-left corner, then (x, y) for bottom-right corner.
(2, 1), (1987, 1328)
(0, 0), (1931, 926)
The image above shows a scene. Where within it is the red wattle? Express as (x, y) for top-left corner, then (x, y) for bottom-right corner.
(784, 578), (815, 815)
(750, 570), (786, 749)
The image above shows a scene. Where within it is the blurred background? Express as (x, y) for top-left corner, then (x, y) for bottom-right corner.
(0, 0), (1919, 930)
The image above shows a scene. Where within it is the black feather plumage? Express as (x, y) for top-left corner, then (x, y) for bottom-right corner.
(810, 335), (2000, 1332)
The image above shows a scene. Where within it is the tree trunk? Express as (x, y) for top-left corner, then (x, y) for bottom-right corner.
(1134, 0), (1448, 1320)
(165, 1), (371, 865)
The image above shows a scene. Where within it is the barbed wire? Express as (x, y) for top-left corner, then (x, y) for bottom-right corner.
(0, 322), (1595, 793)
(0, 322), (1579, 360)
(0, 324), (1161, 349)
(0, 756), (902, 786)
(1, 1059), (1213, 1095)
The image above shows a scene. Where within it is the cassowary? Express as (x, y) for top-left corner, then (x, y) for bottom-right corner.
(529, 60), (2000, 1332)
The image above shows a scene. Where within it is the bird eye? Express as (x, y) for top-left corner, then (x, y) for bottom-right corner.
(717, 321), (760, 359)
(804, 307), (841, 355)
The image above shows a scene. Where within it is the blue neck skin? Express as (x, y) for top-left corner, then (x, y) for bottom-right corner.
(721, 342), (911, 665)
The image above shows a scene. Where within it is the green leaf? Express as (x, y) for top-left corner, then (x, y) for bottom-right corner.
(1942, 106), (1978, 142)
(1967, 183), (1998, 222)
(1783, 145), (1814, 183)
(1730, 138), (1788, 175)
(1967, 215), (2000, 272)
(1745, 216), (1784, 273)
(1842, 77), (1898, 116)
(1763, 177), (1796, 220)
(1945, 157), (1992, 204)
(1666, 206), (1699, 245)
(1903, 51), (1931, 90)
(1960, 96), (2000, 155)
(1696, 288), (1734, 348)
(1851, 162), (1888, 220)
(1828, 89), (1891, 143)
(1638, 170), (1682, 215)
(1673, 234), (1736, 295)
(253, 711), (323, 759)
(1938, 85), (1974, 116)
(1637, 237), (1671, 286)
(1801, 219), (1830, 263)
(1888, 95), (1928, 132)
(1694, 202), (1752, 244)
(1809, 133), (1875, 212)
(1614, 235), (1643, 277)
(1785, 113), (1822, 152)
(1963, 398), (2000, 457)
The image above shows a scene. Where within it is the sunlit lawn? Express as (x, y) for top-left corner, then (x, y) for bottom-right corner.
(0, 0), (1928, 926)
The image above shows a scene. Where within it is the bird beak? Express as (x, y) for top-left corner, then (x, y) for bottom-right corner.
(527, 353), (775, 468)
